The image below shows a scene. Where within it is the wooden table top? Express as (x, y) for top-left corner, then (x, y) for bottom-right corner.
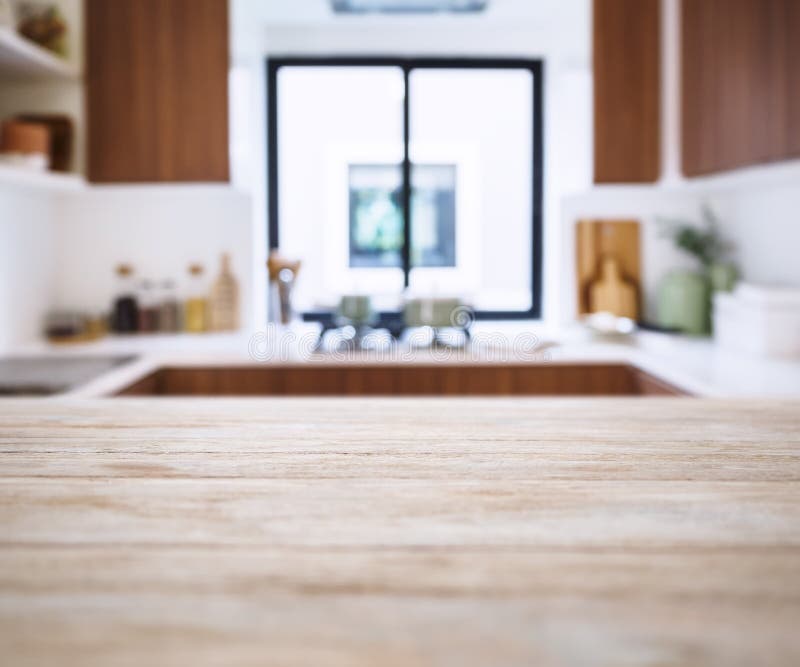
(1, 397), (799, 666)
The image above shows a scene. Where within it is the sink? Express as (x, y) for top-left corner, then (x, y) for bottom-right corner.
(0, 356), (136, 396)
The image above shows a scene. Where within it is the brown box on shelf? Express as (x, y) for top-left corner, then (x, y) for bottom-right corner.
(0, 119), (50, 158)
(15, 114), (73, 171)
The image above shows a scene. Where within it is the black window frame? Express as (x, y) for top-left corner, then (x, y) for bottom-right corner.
(266, 56), (544, 321)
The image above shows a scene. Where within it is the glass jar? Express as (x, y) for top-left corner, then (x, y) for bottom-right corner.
(184, 264), (208, 333)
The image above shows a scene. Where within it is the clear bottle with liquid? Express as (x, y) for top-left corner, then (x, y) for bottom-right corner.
(184, 264), (208, 333)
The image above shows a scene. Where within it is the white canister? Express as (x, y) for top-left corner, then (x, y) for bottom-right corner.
(713, 284), (800, 358)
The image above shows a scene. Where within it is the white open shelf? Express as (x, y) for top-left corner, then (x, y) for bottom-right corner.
(0, 26), (79, 80)
(0, 163), (84, 191)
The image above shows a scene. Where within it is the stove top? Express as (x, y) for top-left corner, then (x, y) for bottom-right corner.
(0, 356), (136, 395)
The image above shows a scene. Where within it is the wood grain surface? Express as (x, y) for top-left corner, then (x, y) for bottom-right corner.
(593, 0), (661, 183)
(1, 398), (799, 666)
(681, 0), (800, 175)
(115, 364), (686, 396)
(86, 0), (229, 182)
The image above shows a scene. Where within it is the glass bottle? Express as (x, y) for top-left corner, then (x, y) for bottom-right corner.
(208, 253), (239, 331)
(137, 280), (160, 333)
(111, 264), (139, 333)
(159, 279), (180, 332)
(184, 264), (208, 333)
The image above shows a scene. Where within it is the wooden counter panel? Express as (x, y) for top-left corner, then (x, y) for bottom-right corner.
(115, 364), (686, 396)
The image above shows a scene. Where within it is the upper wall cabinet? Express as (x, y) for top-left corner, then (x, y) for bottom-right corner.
(682, 0), (800, 176)
(593, 0), (661, 183)
(85, 0), (229, 183)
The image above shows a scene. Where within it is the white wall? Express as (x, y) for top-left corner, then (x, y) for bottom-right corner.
(700, 166), (800, 286)
(0, 185), (56, 352)
(230, 3), (269, 328)
(715, 186), (800, 286)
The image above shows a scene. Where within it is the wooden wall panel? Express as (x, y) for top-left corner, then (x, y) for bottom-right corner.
(787, 1), (800, 157)
(681, 0), (800, 176)
(593, 0), (661, 183)
(115, 365), (688, 397)
(86, 0), (229, 182)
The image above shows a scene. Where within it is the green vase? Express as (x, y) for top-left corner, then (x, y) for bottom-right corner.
(657, 270), (711, 335)
(708, 262), (738, 292)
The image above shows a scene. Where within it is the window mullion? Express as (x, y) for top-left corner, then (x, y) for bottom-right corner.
(401, 66), (412, 288)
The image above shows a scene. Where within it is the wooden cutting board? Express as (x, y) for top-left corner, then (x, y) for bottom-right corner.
(576, 219), (641, 318)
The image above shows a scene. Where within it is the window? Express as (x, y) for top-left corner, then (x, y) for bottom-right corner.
(268, 58), (543, 319)
(349, 163), (457, 269)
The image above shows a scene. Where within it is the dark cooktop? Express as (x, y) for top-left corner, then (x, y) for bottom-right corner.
(0, 356), (136, 396)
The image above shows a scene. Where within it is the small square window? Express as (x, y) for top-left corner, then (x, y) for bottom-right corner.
(348, 164), (403, 268)
(348, 163), (457, 269)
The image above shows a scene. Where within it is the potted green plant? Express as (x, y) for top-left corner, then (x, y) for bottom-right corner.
(657, 205), (737, 335)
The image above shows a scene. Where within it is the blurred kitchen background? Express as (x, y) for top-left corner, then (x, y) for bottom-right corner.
(0, 0), (798, 360)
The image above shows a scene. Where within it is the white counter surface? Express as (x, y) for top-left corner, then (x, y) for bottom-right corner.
(5, 323), (800, 398)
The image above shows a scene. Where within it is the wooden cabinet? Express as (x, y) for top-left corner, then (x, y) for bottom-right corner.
(593, 0), (661, 183)
(85, 0), (229, 183)
(117, 364), (688, 397)
(681, 0), (800, 176)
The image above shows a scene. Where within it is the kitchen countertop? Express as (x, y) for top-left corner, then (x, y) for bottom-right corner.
(0, 397), (798, 665)
(6, 323), (800, 397)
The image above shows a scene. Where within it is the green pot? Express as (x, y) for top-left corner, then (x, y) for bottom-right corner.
(708, 262), (738, 293)
(337, 295), (375, 327)
(404, 298), (463, 328)
(657, 270), (711, 335)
